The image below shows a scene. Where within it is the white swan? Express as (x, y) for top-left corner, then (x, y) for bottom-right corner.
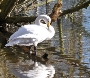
(5, 15), (55, 55)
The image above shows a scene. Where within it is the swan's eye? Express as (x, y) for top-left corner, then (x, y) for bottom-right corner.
(40, 20), (46, 24)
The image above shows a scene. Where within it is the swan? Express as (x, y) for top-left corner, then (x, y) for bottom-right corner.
(5, 15), (55, 55)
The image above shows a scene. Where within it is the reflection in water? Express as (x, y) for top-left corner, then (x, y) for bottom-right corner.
(57, 18), (64, 53)
(6, 56), (55, 78)
(82, 6), (90, 71)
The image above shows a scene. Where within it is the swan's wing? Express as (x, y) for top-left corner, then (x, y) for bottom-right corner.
(6, 24), (50, 46)
(9, 26), (27, 41)
(9, 25), (38, 41)
(12, 24), (52, 40)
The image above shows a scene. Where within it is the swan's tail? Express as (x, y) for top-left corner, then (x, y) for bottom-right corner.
(5, 42), (14, 46)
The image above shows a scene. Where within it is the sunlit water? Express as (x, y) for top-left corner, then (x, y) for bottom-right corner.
(0, 0), (90, 78)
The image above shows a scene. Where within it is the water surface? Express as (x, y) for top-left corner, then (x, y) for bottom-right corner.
(0, 0), (90, 78)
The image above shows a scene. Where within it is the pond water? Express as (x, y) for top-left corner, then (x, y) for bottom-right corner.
(0, 0), (90, 78)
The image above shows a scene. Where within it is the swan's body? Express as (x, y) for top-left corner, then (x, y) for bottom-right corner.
(5, 24), (54, 46)
(5, 15), (55, 55)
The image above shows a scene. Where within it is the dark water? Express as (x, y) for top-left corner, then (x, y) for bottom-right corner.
(0, 0), (90, 78)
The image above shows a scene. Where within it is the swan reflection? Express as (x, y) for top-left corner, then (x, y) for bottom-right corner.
(7, 56), (55, 78)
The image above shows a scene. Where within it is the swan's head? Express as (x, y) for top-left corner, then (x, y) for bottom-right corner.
(35, 15), (51, 29)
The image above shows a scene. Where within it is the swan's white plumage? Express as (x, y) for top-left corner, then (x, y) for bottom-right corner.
(5, 15), (55, 47)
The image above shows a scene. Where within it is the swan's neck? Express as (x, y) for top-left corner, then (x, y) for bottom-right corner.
(35, 17), (40, 25)
(35, 16), (47, 26)
(48, 26), (55, 38)
(49, 26), (55, 33)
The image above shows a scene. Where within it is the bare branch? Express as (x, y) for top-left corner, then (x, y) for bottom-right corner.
(60, 0), (90, 16)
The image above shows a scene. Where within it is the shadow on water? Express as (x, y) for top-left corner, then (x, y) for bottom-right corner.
(1, 0), (90, 78)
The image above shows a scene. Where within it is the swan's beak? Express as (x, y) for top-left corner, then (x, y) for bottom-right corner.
(47, 22), (50, 29)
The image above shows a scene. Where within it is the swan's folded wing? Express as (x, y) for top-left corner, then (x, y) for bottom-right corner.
(8, 25), (41, 41)
(5, 34), (39, 46)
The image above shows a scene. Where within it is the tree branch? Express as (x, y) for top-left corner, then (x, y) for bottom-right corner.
(0, 0), (17, 20)
(60, 0), (90, 16)
(1, 0), (90, 23)
(5, 16), (36, 23)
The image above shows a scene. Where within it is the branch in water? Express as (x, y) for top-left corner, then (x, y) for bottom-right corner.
(60, 0), (90, 16)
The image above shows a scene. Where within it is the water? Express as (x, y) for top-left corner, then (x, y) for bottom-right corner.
(0, 0), (90, 78)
